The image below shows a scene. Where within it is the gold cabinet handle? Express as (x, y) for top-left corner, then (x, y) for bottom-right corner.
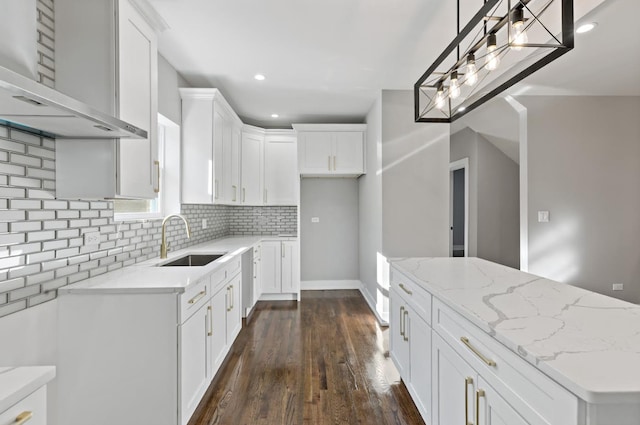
(399, 283), (413, 295)
(15, 411), (33, 425)
(153, 160), (160, 193)
(226, 286), (232, 312)
(232, 185), (237, 202)
(333, 155), (336, 171)
(464, 377), (473, 425)
(242, 187), (246, 203)
(399, 306), (405, 337)
(188, 289), (207, 304)
(403, 309), (409, 341)
(207, 305), (212, 336)
(215, 180), (219, 199)
(476, 389), (485, 425)
(328, 155), (331, 171)
(461, 337), (496, 367)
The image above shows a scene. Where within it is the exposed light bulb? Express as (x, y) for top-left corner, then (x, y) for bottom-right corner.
(465, 54), (478, 86)
(435, 83), (446, 110)
(511, 7), (528, 50)
(449, 71), (461, 99)
(485, 33), (500, 71)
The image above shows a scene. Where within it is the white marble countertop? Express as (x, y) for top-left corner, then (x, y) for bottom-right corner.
(58, 235), (296, 295)
(0, 366), (56, 413)
(390, 257), (640, 404)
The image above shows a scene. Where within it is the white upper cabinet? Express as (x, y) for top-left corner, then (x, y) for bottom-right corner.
(54, 0), (159, 199)
(263, 132), (298, 206)
(294, 124), (366, 177)
(180, 89), (242, 205)
(241, 129), (264, 206)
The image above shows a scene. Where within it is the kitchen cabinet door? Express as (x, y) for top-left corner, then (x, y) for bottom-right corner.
(264, 137), (298, 205)
(432, 333), (477, 425)
(408, 312), (432, 422)
(281, 241), (299, 293)
(230, 125), (241, 204)
(212, 107), (225, 203)
(390, 290), (410, 380)
(208, 287), (227, 380)
(226, 273), (242, 344)
(117, 0), (158, 199)
(179, 302), (209, 425)
(477, 377), (530, 425)
(181, 96), (214, 204)
(241, 132), (263, 205)
(260, 241), (281, 294)
(299, 132), (333, 174)
(333, 131), (363, 174)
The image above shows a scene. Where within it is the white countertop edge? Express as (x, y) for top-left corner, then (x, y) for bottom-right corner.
(0, 366), (56, 414)
(389, 258), (640, 405)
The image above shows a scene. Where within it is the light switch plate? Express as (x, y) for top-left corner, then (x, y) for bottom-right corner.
(84, 231), (100, 246)
(612, 283), (624, 291)
(311, 217), (320, 223)
(538, 211), (550, 222)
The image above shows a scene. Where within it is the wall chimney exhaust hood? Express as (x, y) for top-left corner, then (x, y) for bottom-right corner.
(0, 64), (147, 139)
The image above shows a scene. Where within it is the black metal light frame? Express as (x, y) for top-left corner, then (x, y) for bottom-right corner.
(414, 0), (574, 123)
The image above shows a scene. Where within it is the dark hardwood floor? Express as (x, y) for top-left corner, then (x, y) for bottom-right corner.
(188, 290), (425, 425)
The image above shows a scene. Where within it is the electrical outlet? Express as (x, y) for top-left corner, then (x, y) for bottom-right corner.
(84, 231), (100, 246)
(612, 283), (624, 291)
(202, 219), (207, 229)
(538, 211), (550, 222)
(311, 217), (320, 223)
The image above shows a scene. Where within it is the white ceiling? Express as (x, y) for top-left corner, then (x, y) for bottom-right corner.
(149, 0), (638, 128)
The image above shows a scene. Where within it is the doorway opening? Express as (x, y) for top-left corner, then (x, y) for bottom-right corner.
(450, 158), (469, 257)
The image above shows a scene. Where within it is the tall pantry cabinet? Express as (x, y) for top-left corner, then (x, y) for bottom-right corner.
(54, 0), (159, 199)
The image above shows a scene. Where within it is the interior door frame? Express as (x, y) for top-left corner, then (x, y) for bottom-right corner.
(449, 158), (469, 257)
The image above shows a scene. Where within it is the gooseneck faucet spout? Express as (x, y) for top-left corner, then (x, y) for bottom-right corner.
(160, 214), (191, 259)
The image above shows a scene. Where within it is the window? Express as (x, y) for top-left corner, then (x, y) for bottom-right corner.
(114, 114), (180, 220)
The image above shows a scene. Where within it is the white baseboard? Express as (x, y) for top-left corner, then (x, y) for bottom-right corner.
(301, 280), (362, 290)
(358, 283), (389, 327)
(258, 293), (298, 301)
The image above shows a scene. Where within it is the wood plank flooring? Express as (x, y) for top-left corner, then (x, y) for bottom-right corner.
(188, 290), (426, 425)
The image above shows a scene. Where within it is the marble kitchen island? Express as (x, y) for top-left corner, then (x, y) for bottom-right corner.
(389, 257), (640, 425)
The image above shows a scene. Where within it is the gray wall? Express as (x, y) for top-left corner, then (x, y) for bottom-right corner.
(158, 54), (190, 124)
(450, 128), (520, 269)
(520, 95), (640, 303)
(381, 90), (450, 258)
(301, 178), (359, 281)
(359, 95), (384, 317)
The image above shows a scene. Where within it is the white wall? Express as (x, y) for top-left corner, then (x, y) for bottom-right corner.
(358, 95), (384, 319)
(381, 90), (449, 258)
(520, 95), (640, 303)
(300, 178), (359, 282)
(450, 128), (479, 256)
(158, 54), (190, 124)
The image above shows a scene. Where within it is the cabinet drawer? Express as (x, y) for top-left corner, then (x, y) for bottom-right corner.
(433, 298), (579, 425)
(225, 256), (241, 278)
(390, 268), (432, 326)
(0, 386), (46, 425)
(179, 278), (210, 324)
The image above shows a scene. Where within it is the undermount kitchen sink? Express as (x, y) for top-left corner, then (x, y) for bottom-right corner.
(158, 254), (225, 267)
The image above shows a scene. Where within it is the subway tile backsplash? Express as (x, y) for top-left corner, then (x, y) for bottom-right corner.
(0, 125), (297, 318)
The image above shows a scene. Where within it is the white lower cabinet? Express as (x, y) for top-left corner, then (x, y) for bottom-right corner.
(58, 255), (245, 425)
(259, 240), (300, 297)
(479, 377), (529, 425)
(0, 386), (47, 425)
(389, 289), (410, 379)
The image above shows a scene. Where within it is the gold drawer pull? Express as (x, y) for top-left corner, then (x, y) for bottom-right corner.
(188, 290), (207, 304)
(476, 389), (485, 425)
(464, 377), (473, 425)
(15, 411), (33, 424)
(399, 283), (413, 295)
(461, 337), (496, 367)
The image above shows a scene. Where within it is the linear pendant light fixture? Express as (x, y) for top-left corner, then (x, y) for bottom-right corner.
(414, 0), (574, 123)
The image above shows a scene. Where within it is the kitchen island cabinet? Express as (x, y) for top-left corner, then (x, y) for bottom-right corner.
(389, 257), (640, 425)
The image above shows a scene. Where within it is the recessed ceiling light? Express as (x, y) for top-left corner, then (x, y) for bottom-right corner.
(254, 74), (266, 81)
(271, 114), (279, 118)
(576, 22), (597, 34)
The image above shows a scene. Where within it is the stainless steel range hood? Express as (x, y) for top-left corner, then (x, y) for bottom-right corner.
(0, 64), (146, 139)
